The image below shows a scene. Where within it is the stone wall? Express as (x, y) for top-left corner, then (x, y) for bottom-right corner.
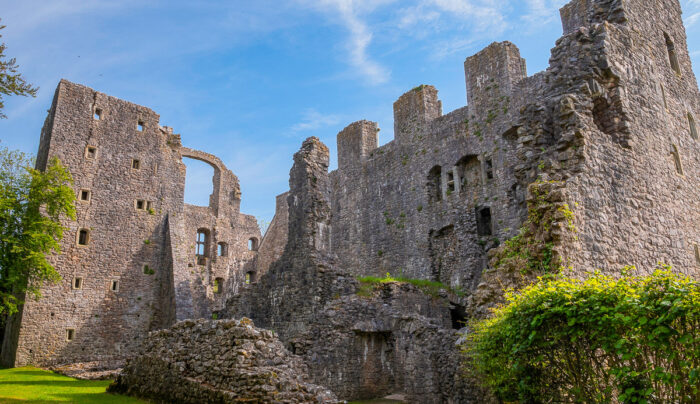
(108, 318), (339, 404)
(1, 80), (261, 368)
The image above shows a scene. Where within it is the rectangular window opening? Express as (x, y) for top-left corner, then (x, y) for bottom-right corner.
(137, 120), (144, 132)
(131, 159), (141, 170)
(111, 280), (119, 291)
(93, 108), (102, 120)
(66, 329), (75, 341)
(485, 159), (494, 180)
(213, 278), (223, 294)
(146, 201), (153, 211)
(85, 146), (97, 159)
(476, 207), (493, 237)
(695, 244), (700, 266)
(78, 229), (90, 246)
(446, 171), (455, 194)
(79, 189), (91, 202)
(135, 200), (145, 210)
(72, 277), (83, 290)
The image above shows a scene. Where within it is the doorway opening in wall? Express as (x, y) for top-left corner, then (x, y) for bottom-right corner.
(213, 278), (223, 294)
(183, 157), (215, 207)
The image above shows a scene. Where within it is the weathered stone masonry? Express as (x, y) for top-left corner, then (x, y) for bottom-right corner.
(1, 80), (263, 367)
(3, 0), (700, 402)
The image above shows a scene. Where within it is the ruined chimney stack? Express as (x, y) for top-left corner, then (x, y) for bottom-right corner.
(337, 120), (378, 170)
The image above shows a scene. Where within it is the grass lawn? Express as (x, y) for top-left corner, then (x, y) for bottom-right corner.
(0, 367), (147, 403)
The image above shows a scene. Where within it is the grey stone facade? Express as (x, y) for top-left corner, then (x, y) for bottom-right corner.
(2, 0), (700, 401)
(1, 80), (261, 368)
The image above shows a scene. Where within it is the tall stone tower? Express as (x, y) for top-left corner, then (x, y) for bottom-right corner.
(1, 81), (262, 368)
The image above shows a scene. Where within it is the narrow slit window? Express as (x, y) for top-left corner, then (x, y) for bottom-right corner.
(110, 280), (119, 291)
(664, 32), (681, 75)
(77, 229), (90, 246)
(446, 170), (455, 194)
(248, 237), (258, 251)
(79, 189), (91, 202)
(213, 278), (223, 294)
(671, 144), (684, 175)
(485, 159), (494, 180)
(72, 277), (83, 290)
(218, 242), (228, 257)
(66, 329), (75, 341)
(661, 84), (668, 110)
(137, 120), (144, 132)
(689, 113), (697, 140)
(93, 108), (102, 120)
(131, 159), (141, 170)
(85, 146), (97, 159)
(146, 201), (153, 211)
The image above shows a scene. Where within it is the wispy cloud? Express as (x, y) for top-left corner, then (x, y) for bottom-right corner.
(428, 0), (506, 32)
(291, 108), (342, 132)
(297, 0), (392, 84)
(521, 0), (568, 27)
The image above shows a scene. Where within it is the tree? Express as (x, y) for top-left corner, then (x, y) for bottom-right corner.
(0, 147), (75, 317)
(0, 19), (38, 119)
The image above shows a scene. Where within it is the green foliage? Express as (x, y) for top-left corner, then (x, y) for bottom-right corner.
(142, 265), (154, 275)
(463, 269), (700, 403)
(0, 367), (146, 403)
(143, 239), (150, 245)
(0, 148), (75, 316)
(0, 22), (38, 119)
(357, 272), (464, 298)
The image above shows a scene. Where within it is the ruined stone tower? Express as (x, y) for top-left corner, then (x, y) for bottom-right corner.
(1, 81), (264, 367)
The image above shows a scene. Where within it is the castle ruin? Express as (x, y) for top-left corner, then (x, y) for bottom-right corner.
(2, 0), (700, 402)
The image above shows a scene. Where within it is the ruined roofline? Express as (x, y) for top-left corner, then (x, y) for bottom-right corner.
(57, 79), (161, 120)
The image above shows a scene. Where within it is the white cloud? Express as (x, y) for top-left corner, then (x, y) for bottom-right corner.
(291, 108), (342, 132)
(685, 12), (700, 28)
(428, 0), (506, 32)
(297, 0), (392, 84)
(521, 0), (568, 27)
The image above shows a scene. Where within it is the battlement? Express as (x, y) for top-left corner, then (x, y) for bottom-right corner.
(337, 120), (378, 169)
(393, 85), (442, 144)
(464, 42), (526, 117)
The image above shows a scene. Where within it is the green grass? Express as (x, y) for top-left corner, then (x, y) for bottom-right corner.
(357, 273), (465, 298)
(0, 367), (147, 403)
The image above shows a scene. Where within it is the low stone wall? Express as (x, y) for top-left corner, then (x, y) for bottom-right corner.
(108, 318), (339, 403)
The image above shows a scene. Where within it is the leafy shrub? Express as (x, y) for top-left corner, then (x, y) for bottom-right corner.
(463, 268), (699, 403)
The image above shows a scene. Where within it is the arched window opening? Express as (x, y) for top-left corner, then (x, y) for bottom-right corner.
(427, 165), (442, 203)
(248, 237), (259, 251)
(689, 112), (697, 140)
(196, 229), (210, 257)
(217, 242), (228, 257)
(665, 32), (681, 75)
(213, 277), (223, 294)
(245, 271), (256, 284)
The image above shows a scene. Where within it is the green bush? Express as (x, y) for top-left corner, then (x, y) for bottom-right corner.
(463, 267), (699, 403)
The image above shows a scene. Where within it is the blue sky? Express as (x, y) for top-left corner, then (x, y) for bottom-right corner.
(1, 0), (699, 226)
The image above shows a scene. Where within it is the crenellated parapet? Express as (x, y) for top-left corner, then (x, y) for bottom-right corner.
(464, 41), (526, 118)
(337, 120), (378, 170)
(393, 85), (442, 145)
